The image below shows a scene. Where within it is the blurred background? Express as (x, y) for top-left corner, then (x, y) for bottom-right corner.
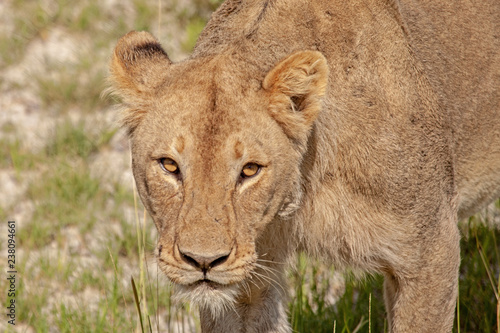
(0, 0), (498, 332)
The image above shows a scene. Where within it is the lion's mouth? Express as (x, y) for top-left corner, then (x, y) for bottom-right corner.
(174, 277), (241, 314)
(191, 279), (221, 289)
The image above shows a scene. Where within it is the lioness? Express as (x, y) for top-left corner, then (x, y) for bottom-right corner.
(109, 0), (500, 332)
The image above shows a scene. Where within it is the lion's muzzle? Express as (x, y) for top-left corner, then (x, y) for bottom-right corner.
(178, 246), (232, 276)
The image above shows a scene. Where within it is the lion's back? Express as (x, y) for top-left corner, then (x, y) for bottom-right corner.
(399, 0), (500, 217)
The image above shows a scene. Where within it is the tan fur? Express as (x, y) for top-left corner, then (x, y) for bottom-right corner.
(109, 0), (500, 332)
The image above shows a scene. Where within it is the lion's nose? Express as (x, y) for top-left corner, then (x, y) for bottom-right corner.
(179, 248), (231, 273)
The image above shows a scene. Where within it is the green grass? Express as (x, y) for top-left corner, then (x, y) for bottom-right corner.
(182, 17), (207, 52)
(19, 122), (115, 248)
(0, 139), (37, 171)
(289, 255), (385, 333)
(34, 65), (107, 114)
(456, 220), (500, 333)
(0, 124), (149, 332)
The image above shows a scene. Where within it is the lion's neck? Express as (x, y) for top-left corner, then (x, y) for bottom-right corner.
(192, 0), (399, 72)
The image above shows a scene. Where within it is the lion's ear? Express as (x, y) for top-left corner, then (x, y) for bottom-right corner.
(109, 31), (171, 134)
(109, 31), (171, 102)
(263, 51), (328, 142)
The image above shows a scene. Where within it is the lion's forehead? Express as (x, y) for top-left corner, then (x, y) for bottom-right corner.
(163, 89), (268, 158)
(147, 57), (279, 180)
(185, 134), (245, 179)
(170, 114), (271, 184)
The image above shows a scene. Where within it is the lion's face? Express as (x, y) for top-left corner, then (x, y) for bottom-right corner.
(130, 69), (301, 299)
(110, 31), (328, 311)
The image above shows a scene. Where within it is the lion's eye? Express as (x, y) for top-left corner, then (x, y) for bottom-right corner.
(159, 158), (179, 174)
(241, 163), (260, 178)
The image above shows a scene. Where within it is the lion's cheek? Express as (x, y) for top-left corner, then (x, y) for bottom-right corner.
(234, 180), (283, 235)
(139, 169), (183, 233)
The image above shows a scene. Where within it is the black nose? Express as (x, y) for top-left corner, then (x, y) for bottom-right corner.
(179, 249), (231, 273)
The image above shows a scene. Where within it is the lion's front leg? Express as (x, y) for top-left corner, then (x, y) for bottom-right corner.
(384, 215), (461, 333)
(199, 266), (291, 333)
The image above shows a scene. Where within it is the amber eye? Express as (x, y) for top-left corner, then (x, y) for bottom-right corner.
(159, 158), (179, 174)
(241, 163), (260, 178)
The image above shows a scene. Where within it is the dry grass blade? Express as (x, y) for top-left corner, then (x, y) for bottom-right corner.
(131, 276), (145, 333)
(108, 247), (131, 320)
(476, 234), (499, 302)
(369, 293), (372, 333)
(456, 279), (460, 333)
(351, 316), (367, 333)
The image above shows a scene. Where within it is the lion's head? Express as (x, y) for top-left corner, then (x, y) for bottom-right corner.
(109, 31), (328, 313)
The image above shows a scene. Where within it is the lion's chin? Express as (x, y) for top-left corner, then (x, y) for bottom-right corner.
(173, 280), (240, 318)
